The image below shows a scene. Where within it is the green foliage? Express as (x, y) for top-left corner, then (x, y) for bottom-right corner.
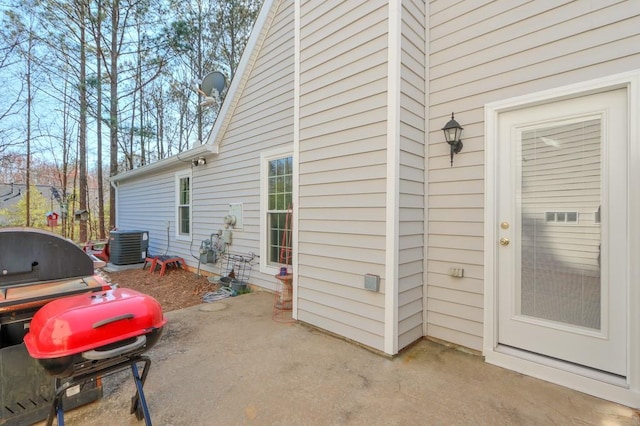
(0, 186), (52, 228)
(165, 20), (194, 54)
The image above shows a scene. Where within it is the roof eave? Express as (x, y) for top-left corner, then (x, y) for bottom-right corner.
(110, 144), (218, 184)
(111, 0), (276, 184)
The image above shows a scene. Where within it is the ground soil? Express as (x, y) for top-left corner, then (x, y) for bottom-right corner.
(103, 267), (216, 312)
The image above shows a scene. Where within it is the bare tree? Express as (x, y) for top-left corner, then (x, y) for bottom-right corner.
(161, 0), (261, 149)
(163, 0), (221, 148)
(90, 0), (107, 239)
(214, 0), (262, 77)
(1, 0), (263, 234)
(3, 5), (42, 226)
(0, 21), (25, 159)
(78, 0), (89, 243)
(108, 0), (120, 230)
(35, 0), (92, 241)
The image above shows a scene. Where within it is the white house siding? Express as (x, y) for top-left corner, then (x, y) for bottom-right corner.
(426, 0), (640, 351)
(297, 0), (390, 351)
(114, 0), (295, 291)
(191, 0), (295, 290)
(115, 168), (181, 259)
(397, 0), (426, 350)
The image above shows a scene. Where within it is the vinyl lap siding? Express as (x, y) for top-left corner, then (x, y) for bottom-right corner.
(426, 0), (640, 351)
(398, 0), (426, 350)
(192, 0), (295, 290)
(116, 170), (180, 259)
(114, 0), (295, 291)
(298, 0), (389, 351)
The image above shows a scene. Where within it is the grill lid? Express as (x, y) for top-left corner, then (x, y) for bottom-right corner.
(24, 288), (166, 359)
(0, 227), (94, 286)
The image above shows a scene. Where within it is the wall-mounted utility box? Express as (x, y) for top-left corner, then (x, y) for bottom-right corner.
(221, 229), (233, 245)
(364, 274), (380, 292)
(229, 203), (243, 229)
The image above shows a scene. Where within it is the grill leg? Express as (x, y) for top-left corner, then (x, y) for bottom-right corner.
(47, 378), (68, 426)
(46, 397), (63, 426)
(130, 358), (152, 426)
(57, 402), (65, 426)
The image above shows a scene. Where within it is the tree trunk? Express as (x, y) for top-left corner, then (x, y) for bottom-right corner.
(109, 0), (119, 230)
(96, 0), (105, 239)
(25, 31), (32, 227)
(137, 21), (146, 166)
(196, 0), (203, 145)
(61, 80), (70, 238)
(78, 0), (88, 243)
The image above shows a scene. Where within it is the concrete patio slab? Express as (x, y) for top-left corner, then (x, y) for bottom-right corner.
(45, 291), (639, 425)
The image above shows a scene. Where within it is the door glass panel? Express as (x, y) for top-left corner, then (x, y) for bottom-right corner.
(519, 119), (601, 330)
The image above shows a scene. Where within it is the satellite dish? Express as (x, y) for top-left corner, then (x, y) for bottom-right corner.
(200, 71), (226, 97)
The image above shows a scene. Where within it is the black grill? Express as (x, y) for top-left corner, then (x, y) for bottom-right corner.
(0, 227), (107, 425)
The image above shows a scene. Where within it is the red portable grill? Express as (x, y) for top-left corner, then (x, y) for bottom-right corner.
(24, 287), (167, 426)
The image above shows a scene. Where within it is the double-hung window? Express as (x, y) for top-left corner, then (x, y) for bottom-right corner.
(261, 150), (292, 271)
(176, 171), (191, 239)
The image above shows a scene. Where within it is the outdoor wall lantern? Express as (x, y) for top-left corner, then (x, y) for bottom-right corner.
(192, 157), (206, 167)
(442, 112), (463, 166)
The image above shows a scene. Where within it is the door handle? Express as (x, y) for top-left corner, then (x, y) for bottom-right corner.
(499, 238), (510, 246)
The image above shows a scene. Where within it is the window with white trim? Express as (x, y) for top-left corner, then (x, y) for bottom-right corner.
(261, 151), (292, 271)
(176, 171), (191, 239)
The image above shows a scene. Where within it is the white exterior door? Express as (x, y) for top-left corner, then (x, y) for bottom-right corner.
(497, 89), (628, 376)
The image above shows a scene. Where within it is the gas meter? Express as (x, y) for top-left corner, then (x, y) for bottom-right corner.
(199, 239), (215, 264)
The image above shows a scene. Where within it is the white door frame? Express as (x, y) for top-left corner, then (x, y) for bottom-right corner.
(484, 70), (640, 408)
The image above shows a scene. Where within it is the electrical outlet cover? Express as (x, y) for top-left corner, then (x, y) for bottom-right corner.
(364, 274), (380, 292)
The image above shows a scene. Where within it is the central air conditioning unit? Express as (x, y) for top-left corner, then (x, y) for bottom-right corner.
(109, 230), (149, 265)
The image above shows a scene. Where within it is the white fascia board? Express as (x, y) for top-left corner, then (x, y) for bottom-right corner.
(110, 144), (214, 184)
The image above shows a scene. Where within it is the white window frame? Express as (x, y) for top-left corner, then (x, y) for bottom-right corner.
(175, 170), (192, 241)
(260, 147), (293, 274)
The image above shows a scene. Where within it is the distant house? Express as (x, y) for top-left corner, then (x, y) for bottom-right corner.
(0, 183), (60, 226)
(111, 0), (640, 408)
